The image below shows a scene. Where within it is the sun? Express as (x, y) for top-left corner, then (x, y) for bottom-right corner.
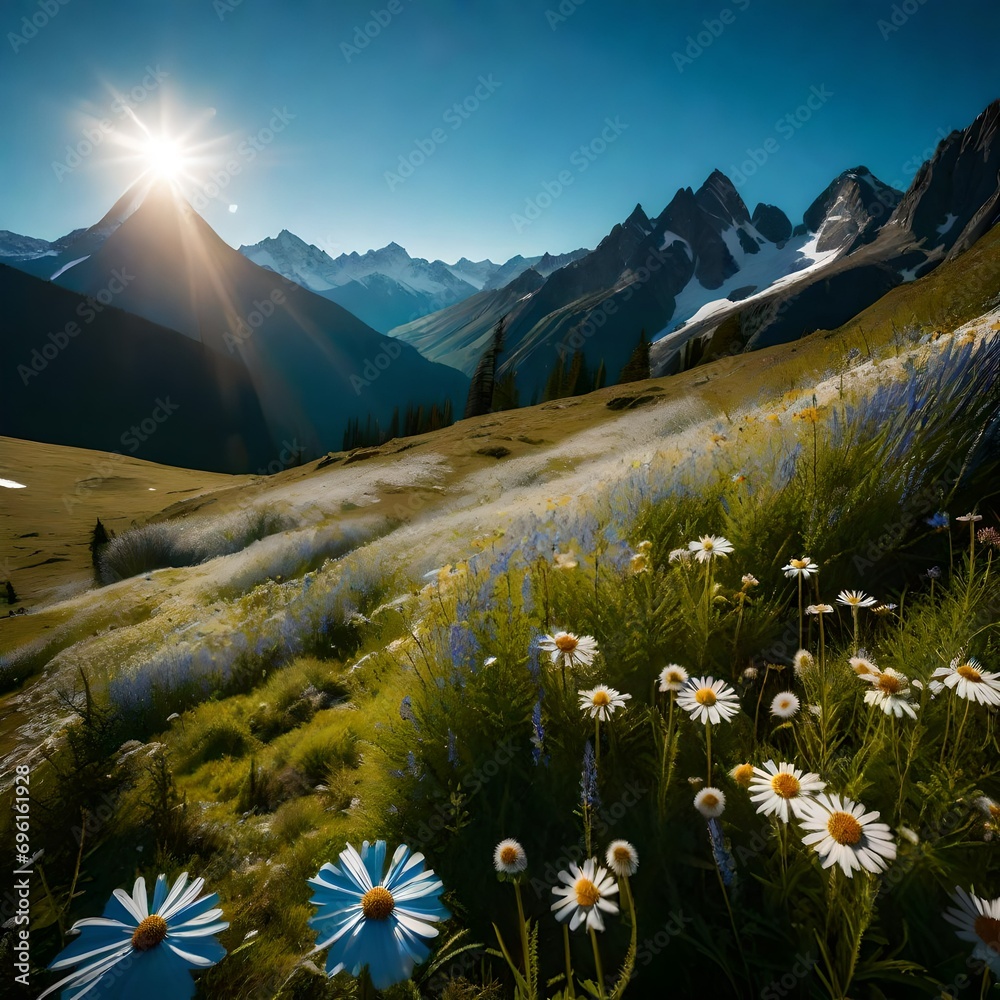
(143, 135), (187, 181)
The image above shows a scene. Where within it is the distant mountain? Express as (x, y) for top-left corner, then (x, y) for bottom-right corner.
(6, 179), (468, 467)
(238, 231), (588, 332)
(0, 263), (274, 473)
(391, 99), (1000, 400)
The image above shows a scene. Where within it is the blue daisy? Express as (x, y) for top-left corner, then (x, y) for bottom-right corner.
(39, 872), (228, 1000)
(309, 839), (449, 990)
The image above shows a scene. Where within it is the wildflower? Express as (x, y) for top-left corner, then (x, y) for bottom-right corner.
(749, 761), (825, 822)
(806, 603), (833, 615)
(730, 763), (754, 788)
(676, 677), (741, 725)
(553, 551), (579, 570)
(898, 826), (920, 846)
(668, 547), (692, 564)
(849, 655), (879, 678)
(308, 840), (449, 990)
(793, 649), (815, 676)
(926, 566), (942, 580)
(578, 685), (632, 722)
(740, 666), (759, 683)
(925, 512), (950, 530)
(604, 840), (639, 878)
(975, 795), (1000, 825)
(658, 664), (689, 692)
(494, 839), (528, 875)
(862, 667), (918, 719)
(580, 741), (599, 809)
(399, 696), (416, 723)
(635, 540), (652, 553)
(978, 527), (1000, 548)
(483, 656), (498, 667)
(956, 513), (983, 523)
(687, 535), (734, 562)
(40, 873), (228, 1000)
(530, 700), (547, 767)
(837, 590), (877, 609)
(871, 602), (898, 615)
(741, 574), (759, 588)
(447, 730), (458, 766)
(539, 632), (598, 670)
(550, 858), (619, 932)
(629, 551), (651, 574)
(930, 657), (1000, 706)
(799, 793), (896, 876)
(795, 405), (821, 423)
(770, 691), (801, 720)
(942, 887), (1000, 976)
(694, 787), (726, 818)
(783, 557), (819, 579)
(732, 473), (747, 483)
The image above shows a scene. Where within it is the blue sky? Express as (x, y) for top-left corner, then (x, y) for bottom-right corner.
(0, 0), (996, 263)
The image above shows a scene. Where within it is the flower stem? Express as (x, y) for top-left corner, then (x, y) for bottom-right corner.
(563, 923), (576, 999)
(589, 927), (606, 999)
(852, 606), (859, 655)
(595, 717), (601, 772)
(798, 574), (804, 649)
(705, 721), (713, 786)
(951, 699), (972, 767)
(514, 881), (531, 980)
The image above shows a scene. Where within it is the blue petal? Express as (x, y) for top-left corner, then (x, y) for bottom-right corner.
(361, 840), (387, 887)
(49, 924), (131, 969)
(152, 874), (168, 913)
(167, 892), (221, 926)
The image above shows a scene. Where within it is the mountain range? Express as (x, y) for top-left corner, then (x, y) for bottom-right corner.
(2, 99), (998, 470)
(390, 100), (1000, 401)
(237, 231), (588, 333)
(1, 180), (468, 471)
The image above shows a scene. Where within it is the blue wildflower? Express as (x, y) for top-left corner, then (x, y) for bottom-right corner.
(406, 751), (420, 778)
(309, 840), (449, 990)
(926, 512), (949, 530)
(530, 699), (548, 767)
(399, 696), (415, 724)
(449, 624), (480, 671)
(580, 740), (600, 811)
(708, 818), (737, 887)
(40, 872), (228, 1000)
(447, 730), (458, 767)
(926, 566), (942, 580)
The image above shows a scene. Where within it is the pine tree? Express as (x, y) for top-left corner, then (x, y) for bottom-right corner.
(542, 355), (566, 401)
(463, 315), (507, 418)
(389, 407), (400, 440)
(565, 350), (592, 397)
(493, 370), (520, 411)
(89, 518), (111, 571)
(5, 580), (17, 605)
(594, 358), (607, 391)
(617, 329), (651, 384)
(442, 397), (453, 426)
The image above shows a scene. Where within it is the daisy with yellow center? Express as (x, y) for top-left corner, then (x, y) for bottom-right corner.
(862, 667), (918, 719)
(942, 887), (1000, 977)
(694, 787), (726, 818)
(578, 685), (631, 722)
(931, 656), (1000, 706)
(539, 631), (599, 671)
(676, 677), (741, 725)
(550, 858), (619, 932)
(730, 763), (755, 788)
(799, 793), (896, 876)
(793, 649), (815, 676)
(604, 840), (639, 879)
(687, 535), (734, 562)
(493, 839), (528, 875)
(783, 557), (818, 580)
(748, 760), (825, 823)
(770, 691), (800, 720)
(838, 590), (877, 654)
(658, 664), (689, 692)
(629, 551), (651, 574)
(849, 655), (880, 678)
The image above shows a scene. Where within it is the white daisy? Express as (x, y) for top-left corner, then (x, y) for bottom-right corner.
(783, 557), (819, 579)
(793, 649), (815, 676)
(862, 667), (918, 719)
(942, 887), (1000, 976)
(956, 513), (983, 523)
(550, 858), (619, 932)
(539, 631), (598, 670)
(770, 691), (801, 720)
(493, 839), (527, 875)
(799, 793), (896, 877)
(604, 840), (639, 878)
(742, 574), (759, 588)
(749, 760), (825, 823)
(837, 590), (877, 609)
(687, 535), (734, 563)
(629, 551), (651, 574)
(578, 685), (631, 721)
(849, 655), (880, 678)
(975, 795), (1000, 826)
(694, 787), (726, 818)
(658, 664), (689, 692)
(676, 676), (741, 725)
(483, 656), (498, 667)
(930, 657), (1000, 706)
(668, 547), (692, 564)
(805, 603), (834, 615)
(730, 763), (754, 789)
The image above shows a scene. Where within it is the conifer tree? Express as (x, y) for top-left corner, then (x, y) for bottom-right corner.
(617, 328), (651, 384)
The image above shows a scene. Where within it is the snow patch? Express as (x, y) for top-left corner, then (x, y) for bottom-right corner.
(50, 256), (90, 280)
